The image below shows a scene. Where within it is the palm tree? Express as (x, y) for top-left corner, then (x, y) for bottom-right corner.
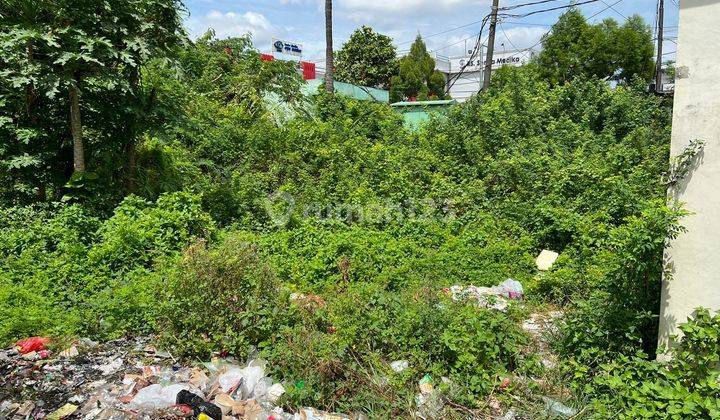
(324, 0), (334, 93)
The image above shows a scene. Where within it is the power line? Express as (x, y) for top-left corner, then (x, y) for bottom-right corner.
(500, 23), (522, 52)
(446, 13), (493, 93)
(599, 0), (629, 20)
(588, 0), (624, 20)
(500, 0), (565, 11)
(396, 19), (487, 46)
(508, 0), (604, 18)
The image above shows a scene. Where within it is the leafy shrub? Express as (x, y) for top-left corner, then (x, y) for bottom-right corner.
(577, 308), (720, 418)
(156, 237), (295, 359)
(0, 192), (215, 344)
(555, 201), (686, 361)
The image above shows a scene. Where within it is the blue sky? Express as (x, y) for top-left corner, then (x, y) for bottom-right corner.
(183, 0), (679, 62)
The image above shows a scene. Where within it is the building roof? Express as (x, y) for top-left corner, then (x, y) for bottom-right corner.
(390, 100), (458, 107)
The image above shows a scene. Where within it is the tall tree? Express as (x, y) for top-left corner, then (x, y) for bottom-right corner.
(0, 0), (183, 199)
(335, 26), (398, 89)
(389, 36), (447, 102)
(324, 0), (334, 93)
(537, 10), (655, 85)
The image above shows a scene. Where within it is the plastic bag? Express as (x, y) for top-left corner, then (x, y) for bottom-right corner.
(131, 384), (199, 408)
(497, 278), (524, 299)
(15, 337), (50, 354)
(239, 365), (265, 399)
(218, 368), (244, 393)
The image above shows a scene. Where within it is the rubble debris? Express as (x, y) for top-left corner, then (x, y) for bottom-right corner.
(0, 336), (351, 420)
(536, 250), (559, 271)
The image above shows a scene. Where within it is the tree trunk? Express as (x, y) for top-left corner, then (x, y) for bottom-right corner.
(324, 0), (334, 93)
(125, 141), (137, 192)
(69, 81), (85, 173)
(25, 41), (37, 124)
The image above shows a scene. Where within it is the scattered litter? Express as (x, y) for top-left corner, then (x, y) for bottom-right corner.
(415, 374), (443, 419)
(290, 292), (326, 311)
(96, 357), (124, 375)
(15, 401), (35, 417)
(496, 409), (517, 420)
(419, 374), (434, 395)
(448, 278), (524, 312)
(218, 367), (244, 393)
(177, 389), (222, 419)
(132, 383), (196, 408)
(0, 336), (351, 420)
(59, 345), (79, 358)
(536, 250), (559, 271)
(46, 403), (77, 420)
(390, 360), (409, 372)
(267, 383), (286, 403)
(542, 397), (578, 418)
(496, 278), (524, 299)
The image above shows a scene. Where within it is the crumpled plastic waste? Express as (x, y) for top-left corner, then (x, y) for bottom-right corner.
(415, 374), (443, 419)
(390, 360), (409, 372)
(177, 389), (222, 419)
(131, 383), (199, 408)
(542, 397), (578, 418)
(15, 337), (51, 354)
(536, 249), (559, 271)
(46, 403), (77, 420)
(447, 278), (524, 311)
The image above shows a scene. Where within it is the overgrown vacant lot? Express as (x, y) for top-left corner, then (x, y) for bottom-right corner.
(1, 15), (719, 418)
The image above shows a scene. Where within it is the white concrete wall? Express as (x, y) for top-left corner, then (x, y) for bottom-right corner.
(658, 0), (720, 349)
(448, 70), (483, 102)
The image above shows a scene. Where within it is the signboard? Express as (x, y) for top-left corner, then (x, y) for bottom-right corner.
(272, 38), (303, 57)
(449, 50), (533, 73)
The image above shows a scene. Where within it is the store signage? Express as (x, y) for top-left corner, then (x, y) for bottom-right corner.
(272, 38), (303, 56)
(449, 51), (532, 73)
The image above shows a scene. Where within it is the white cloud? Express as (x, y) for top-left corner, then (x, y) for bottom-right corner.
(186, 10), (284, 48)
(494, 25), (547, 50)
(337, 0), (490, 27)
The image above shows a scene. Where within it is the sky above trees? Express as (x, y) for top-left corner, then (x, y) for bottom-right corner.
(183, 0), (679, 61)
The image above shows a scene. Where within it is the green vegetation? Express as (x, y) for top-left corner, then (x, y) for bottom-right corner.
(335, 26), (398, 89)
(537, 10), (655, 85)
(390, 36), (448, 102)
(1, 4), (716, 418)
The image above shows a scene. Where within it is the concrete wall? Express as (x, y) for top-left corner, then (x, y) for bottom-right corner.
(658, 0), (720, 349)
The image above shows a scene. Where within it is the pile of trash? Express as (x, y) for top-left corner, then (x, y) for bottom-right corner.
(0, 336), (349, 419)
(445, 278), (524, 311)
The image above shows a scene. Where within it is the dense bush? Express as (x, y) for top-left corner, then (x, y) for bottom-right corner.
(0, 192), (213, 342)
(156, 237), (294, 359)
(575, 309), (720, 418)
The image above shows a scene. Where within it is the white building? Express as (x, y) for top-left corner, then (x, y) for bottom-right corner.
(433, 47), (536, 102)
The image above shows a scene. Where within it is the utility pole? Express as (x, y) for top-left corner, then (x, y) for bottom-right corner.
(324, 0), (334, 93)
(654, 0), (664, 93)
(483, 0), (500, 90)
